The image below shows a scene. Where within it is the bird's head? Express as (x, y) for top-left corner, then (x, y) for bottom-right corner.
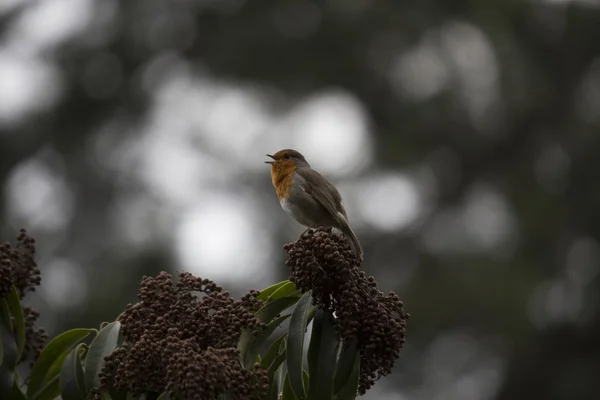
(265, 149), (310, 173)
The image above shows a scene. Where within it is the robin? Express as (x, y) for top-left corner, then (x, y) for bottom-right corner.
(265, 149), (363, 261)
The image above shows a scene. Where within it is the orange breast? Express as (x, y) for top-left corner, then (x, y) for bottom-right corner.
(271, 164), (295, 201)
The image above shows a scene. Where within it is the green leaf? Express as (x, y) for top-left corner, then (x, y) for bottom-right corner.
(0, 315), (18, 397)
(60, 343), (87, 400)
(257, 281), (292, 301)
(267, 349), (287, 376)
(266, 363), (282, 400)
(83, 321), (121, 393)
(333, 341), (359, 395)
(286, 292), (312, 399)
(282, 370), (310, 400)
(45, 350), (72, 386)
(282, 374), (299, 400)
(243, 314), (290, 368)
(0, 369), (14, 399)
(32, 375), (60, 400)
(256, 297), (299, 323)
(157, 392), (169, 400)
(0, 315), (17, 369)
(266, 333), (288, 386)
(0, 318), (17, 399)
(107, 385), (128, 400)
(28, 329), (96, 398)
(267, 282), (301, 302)
(6, 286), (26, 360)
(0, 297), (15, 397)
(9, 377), (27, 400)
(239, 297), (298, 366)
(266, 333), (286, 400)
(0, 300), (12, 330)
(307, 310), (340, 400)
(333, 350), (360, 400)
(106, 372), (128, 400)
(261, 333), (287, 370)
(303, 370), (309, 395)
(275, 353), (286, 392)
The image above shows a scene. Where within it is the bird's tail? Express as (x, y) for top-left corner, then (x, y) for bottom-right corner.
(340, 224), (363, 262)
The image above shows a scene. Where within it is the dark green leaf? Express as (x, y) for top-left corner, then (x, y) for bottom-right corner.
(0, 315), (17, 370)
(157, 392), (169, 400)
(303, 370), (309, 394)
(267, 282), (301, 302)
(282, 370), (310, 400)
(333, 341), (359, 395)
(83, 321), (121, 393)
(107, 385), (128, 400)
(267, 350), (287, 378)
(6, 286), (26, 360)
(256, 297), (299, 323)
(275, 351), (286, 390)
(106, 371), (128, 400)
(45, 350), (72, 387)
(261, 333), (287, 370)
(239, 297), (298, 365)
(9, 378), (26, 400)
(257, 281), (292, 301)
(307, 310), (340, 400)
(60, 343), (87, 400)
(282, 374), (299, 400)
(266, 364), (282, 400)
(0, 316), (18, 398)
(307, 310), (323, 388)
(27, 329), (96, 398)
(286, 292), (312, 399)
(0, 298), (14, 397)
(32, 375), (60, 400)
(0, 369), (14, 399)
(333, 350), (360, 400)
(0, 300), (12, 330)
(266, 336), (286, 400)
(243, 314), (290, 368)
(266, 332), (288, 380)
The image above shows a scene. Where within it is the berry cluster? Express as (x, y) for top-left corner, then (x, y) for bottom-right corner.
(0, 229), (41, 298)
(100, 272), (269, 400)
(284, 227), (410, 394)
(0, 229), (47, 364)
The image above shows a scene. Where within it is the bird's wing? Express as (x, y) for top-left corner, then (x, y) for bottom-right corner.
(295, 167), (348, 223)
(296, 167), (363, 260)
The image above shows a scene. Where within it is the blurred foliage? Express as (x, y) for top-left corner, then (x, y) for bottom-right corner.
(1, 0), (600, 399)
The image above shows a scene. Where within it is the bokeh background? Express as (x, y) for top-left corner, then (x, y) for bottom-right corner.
(1, 0), (600, 399)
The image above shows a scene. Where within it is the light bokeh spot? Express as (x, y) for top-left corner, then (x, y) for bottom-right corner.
(0, 50), (62, 126)
(391, 35), (449, 101)
(290, 90), (372, 176)
(356, 174), (421, 231)
(175, 194), (269, 283)
(8, 0), (94, 52)
(6, 154), (73, 231)
(442, 21), (502, 133)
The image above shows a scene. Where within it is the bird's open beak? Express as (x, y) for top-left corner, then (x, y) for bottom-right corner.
(265, 154), (277, 164)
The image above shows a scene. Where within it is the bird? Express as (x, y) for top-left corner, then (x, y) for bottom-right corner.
(265, 149), (363, 261)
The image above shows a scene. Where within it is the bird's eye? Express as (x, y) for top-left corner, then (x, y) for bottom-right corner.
(283, 154), (291, 160)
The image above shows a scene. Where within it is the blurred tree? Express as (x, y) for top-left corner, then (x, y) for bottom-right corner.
(1, 0), (599, 399)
